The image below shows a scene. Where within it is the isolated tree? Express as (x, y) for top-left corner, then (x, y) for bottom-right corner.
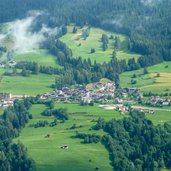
(91, 48), (96, 53)
(114, 36), (121, 49)
(72, 26), (77, 33)
(102, 43), (108, 51)
(62, 25), (67, 35)
(101, 34), (109, 44)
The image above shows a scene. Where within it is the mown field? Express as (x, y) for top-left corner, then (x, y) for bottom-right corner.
(0, 49), (60, 95)
(120, 62), (171, 94)
(0, 73), (56, 95)
(16, 103), (123, 171)
(60, 26), (140, 63)
(14, 49), (61, 68)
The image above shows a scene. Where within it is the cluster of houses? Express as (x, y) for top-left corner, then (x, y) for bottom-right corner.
(0, 60), (16, 68)
(0, 93), (13, 107)
(40, 81), (116, 103)
(131, 106), (155, 114)
(150, 96), (171, 106)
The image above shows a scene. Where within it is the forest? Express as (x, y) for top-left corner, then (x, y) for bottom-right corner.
(0, 0), (171, 65)
(76, 111), (171, 171)
(0, 97), (37, 171)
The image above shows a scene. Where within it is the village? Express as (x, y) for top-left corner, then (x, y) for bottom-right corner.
(40, 81), (116, 103)
(0, 80), (171, 115)
(39, 80), (171, 114)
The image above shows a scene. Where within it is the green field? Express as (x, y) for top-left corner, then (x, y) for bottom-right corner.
(15, 102), (171, 171)
(16, 103), (124, 171)
(0, 49), (61, 95)
(146, 110), (171, 125)
(120, 62), (171, 94)
(14, 49), (61, 68)
(0, 73), (56, 95)
(0, 108), (4, 115)
(60, 26), (140, 63)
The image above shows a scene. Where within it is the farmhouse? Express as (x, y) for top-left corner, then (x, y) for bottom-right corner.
(0, 63), (5, 68)
(150, 96), (170, 106)
(0, 93), (13, 107)
(148, 110), (155, 114)
(60, 145), (69, 149)
(8, 60), (16, 67)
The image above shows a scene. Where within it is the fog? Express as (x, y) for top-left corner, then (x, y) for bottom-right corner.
(140, 0), (162, 6)
(0, 11), (59, 54)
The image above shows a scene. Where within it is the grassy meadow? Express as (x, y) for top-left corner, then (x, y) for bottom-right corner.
(120, 62), (171, 94)
(0, 73), (56, 95)
(16, 102), (171, 171)
(16, 103), (124, 171)
(0, 49), (60, 95)
(14, 49), (61, 68)
(60, 26), (140, 63)
(146, 110), (171, 125)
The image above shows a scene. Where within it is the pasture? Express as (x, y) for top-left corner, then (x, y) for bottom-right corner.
(16, 103), (124, 171)
(60, 26), (140, 63)
(146, 110), (171, 125)
(14, 49), (61, 68)
(0, 73), (56, 95)
(15, 102), (171, 171)
(120, 62), (171, 94)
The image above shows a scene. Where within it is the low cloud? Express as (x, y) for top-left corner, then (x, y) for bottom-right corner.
(0, 11), (59, 54)
(140, 0), (162, 6)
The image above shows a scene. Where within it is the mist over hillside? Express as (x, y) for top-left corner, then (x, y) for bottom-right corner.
(0, 11), (59, 55)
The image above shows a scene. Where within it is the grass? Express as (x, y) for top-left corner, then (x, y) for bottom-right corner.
(0, 73), (56, 95)
(146, 110), (171, 125)
(0, 49), (61, 96)
(120, 62), (171, 94)
(16, 103), (124, 171)
(15, 102), (171, 171)
(0, 108), (4, 115)
(60, 26), (140, 63)
(14, 49), (61, 68)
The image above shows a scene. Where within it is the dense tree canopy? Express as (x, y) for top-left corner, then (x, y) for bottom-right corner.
(1, 0), (171, 64)
(77, 111), (171, 171)
(0, 98), (37, 171)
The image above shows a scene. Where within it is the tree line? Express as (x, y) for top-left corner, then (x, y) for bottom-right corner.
(0, 0), (171, 66)
(0, 98), (37, 171)
(76, 111), (171, 171)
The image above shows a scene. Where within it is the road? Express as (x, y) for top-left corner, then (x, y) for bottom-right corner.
(131, 106), (171, 112)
